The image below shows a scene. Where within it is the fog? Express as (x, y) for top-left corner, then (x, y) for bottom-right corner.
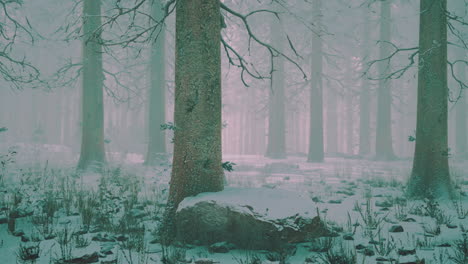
(0, 0), (467, 263)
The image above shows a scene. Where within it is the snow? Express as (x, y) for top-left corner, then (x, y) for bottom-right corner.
(0, 146), (467, 263)
(178, 187), (318, 220)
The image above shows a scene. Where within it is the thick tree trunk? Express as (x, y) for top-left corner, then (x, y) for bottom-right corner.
(375, 0), (395, 160)
(307, 0), (324, 162)
(145, 0), (167, 165)
(265, 22), (287, 159)
(407, 0), (452, 199)
(77, 0), (106, 171)
(359, 6), (371, 157)
(164, 0), (224, 236)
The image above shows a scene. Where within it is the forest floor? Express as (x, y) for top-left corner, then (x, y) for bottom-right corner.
(0, 145), (467, 264)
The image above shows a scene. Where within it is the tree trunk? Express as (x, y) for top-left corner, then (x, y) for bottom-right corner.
(145, 0), (167, 165)
(326, 88), (338, 154)
(164, 0), (224, 236)
(307, 0), (324, 162)
(265, 21), (287, 159)
(77, 0), (106, 171)
(455, 46), (467, 157)
(407, 0), (452, 199)
(346, 93), (354, 155)
(359, 5), (371, 157)
(375, 0), (395, 160)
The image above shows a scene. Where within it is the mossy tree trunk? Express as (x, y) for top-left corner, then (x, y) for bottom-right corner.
(164, 0), (224, 235)
(77, 0), (106, 171)
(407, 0), (452, 199)
(145, 0), (167, 166)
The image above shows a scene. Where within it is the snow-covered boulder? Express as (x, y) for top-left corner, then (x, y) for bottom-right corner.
(175, 187), (329, 250)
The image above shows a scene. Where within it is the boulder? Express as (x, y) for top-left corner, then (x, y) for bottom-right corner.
(175, 188), (329, 250)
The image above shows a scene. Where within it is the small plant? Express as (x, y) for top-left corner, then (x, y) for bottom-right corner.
(416, 235), (435, 250)
(318, 243), (356, 264)
(55, 226), (73, 261)
(453, 199), (468, 219)
(222, 161), (236, 172)
(265, 244), (296, 264)
(355, 198), (388, 235)
(232, 251), (262, 264)
(17, 243), (40, 264)
(373, 235), (396, 256)
(309, 237), (334, 253)
(450, 234), (468, 264)
(160, 122), (177, 131)
(160, 245), (187, 264)
(31, 214), (54, 239)
(73, 233), (90, 248)
(422, 223), (441, 236)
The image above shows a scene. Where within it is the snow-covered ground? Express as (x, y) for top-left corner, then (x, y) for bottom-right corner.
(0, 146), (467, 263)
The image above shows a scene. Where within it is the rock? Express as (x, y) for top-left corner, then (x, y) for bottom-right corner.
(355, 244), (366, 250)
(398, 248), (416, 256)
(328, 199), (342, 204)
(44, 233), (56, 240)
(64, 252), (99, 263)
(59, 219), (71, 225)
(194, 259), (219, 264)
(92, 233), (116, 242)
(13, 230), (24, 237)
(209, 241), (236, 253)
(0, 214), (7, 224)
(336, 190), (355, 196)
(175, 188), (329, 250)
(363, 247), (375, 256)
(436, 243), (451, 247)
(21, 235), (30, 242)
(375, 200), (393, 208)
(389, 225), (404, 233)
(100, 243), (115, 255)
(130, 209), (146, 219)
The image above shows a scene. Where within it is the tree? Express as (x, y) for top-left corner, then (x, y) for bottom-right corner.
(455, 47), (467, 158)
(375, 0), (395, 160)
(265, 19), (287, 159)
(163, 0), (224, 235)
(77, 0), (106, 171)
(0, 0), (41, 89)
(359, 4), (371, 156)
(407, 0), (452, 199)
(307, 0), (324, 162)
(145, 0), (167, 166)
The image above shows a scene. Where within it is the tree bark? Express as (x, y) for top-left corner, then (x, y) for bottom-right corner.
(77, 0), (106, 171)
(265, 21), (287, 159)
(326, 89), (338, 154)
(307, 0), (324, 162)
(407, 0), (452, 199)
(359, 5), (371, 157)
(455, 45), (467, 158)
(145, 0), (167, 165)
(164, 0), (224, 237)
(375, 0), (395, 160)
